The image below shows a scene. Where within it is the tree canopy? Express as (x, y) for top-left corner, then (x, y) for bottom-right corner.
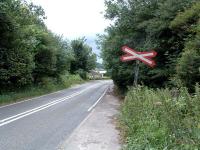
(0, 0), (96, 91)
(98, 0), (199, 91)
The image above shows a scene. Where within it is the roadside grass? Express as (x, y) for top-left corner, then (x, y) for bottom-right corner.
(0, 74), (84, 106)
(120, 85), (200, 150)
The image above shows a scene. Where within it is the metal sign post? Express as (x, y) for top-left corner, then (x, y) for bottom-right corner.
(133, 60), (139, 86)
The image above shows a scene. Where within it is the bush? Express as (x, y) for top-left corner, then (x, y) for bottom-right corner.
(0, 73), (83, 105)
(75, 69), (88, 80)
(170, 1), (200, 92)
(58, 73), (83, 87)
(37, 77), (57, 91)
(121, 85), (200, 149)
(176, 50), (200, 92)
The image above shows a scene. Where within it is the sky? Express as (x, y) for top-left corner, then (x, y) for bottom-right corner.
(30, 0), (111, 62)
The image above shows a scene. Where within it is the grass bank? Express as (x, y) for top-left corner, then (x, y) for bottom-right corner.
(120, 86), (200, 149)
(0, 74), (84, 106)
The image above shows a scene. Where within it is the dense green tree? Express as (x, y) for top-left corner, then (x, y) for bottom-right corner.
(0, 0), (78, 90)
(170, 1), (200, 91)
(99, 0), (196, 90)
(0, 1), (35, 88)
(70, 38), (96, 79)
(33, 32), (74, 81)
(33, 32), (57, 81)
(54, 36), (74, 75)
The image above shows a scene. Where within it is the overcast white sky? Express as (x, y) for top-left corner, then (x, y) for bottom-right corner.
(30, 0), (111, 62)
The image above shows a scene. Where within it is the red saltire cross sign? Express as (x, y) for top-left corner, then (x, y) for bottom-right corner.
(120, 46), (157, 67)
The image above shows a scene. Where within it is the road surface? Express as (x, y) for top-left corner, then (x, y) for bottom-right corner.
(0, 80), (112, 150)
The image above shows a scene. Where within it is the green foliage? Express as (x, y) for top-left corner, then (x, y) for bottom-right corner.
(75, 69), (88, 80)
(0, 0), (95, 92)
(170, 2), (200, 28)
(98, 0), (197, 90)
(0, 1), (35, 88)
(0, 74), (83, 105)
(70, 38), (97, 79)
(176, 49), (200, 91)
(100, 1), (200, 148)
(121, 85), (200, 149)
(170, 2), (200, 91)
(58, 74), (83, 87)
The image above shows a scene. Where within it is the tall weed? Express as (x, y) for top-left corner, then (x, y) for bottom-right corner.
(121, 85), (200, 149)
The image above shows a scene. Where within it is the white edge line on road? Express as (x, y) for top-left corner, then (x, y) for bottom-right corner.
(0, 89), (68, 109)
(0, 81), (105, 109)
(0, 91), (81, 123)
(59, 85), (110, 149)
(0, 82), (92, 109)
(0, 84), (98, 127)
(59, 109), (95, 150)
(87, 87), (109, 112)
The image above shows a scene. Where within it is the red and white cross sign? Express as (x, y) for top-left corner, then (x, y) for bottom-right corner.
(120, 46), (157, 67)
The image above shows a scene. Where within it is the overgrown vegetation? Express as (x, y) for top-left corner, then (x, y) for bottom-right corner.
(0, 74), (83, 105)
(121, 86), (200, 149)
(0, 0), (96, 103)
(70, 38), (97, 79)
(98, 0), (200, 91)
(98, 0), (200, 149)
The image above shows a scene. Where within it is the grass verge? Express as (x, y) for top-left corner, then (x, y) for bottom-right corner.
(120, 85), (200, 150)
(0, 74), (84, 106)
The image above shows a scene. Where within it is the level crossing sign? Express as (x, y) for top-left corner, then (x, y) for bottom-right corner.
(120, 46), (157, 67)
(120, 46), (157, 86)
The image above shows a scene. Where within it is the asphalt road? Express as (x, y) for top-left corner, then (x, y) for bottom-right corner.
(0, 80), (112, 150)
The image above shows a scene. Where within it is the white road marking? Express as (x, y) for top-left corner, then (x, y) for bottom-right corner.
(0, 91), (80, 123)
(0, 82), (94, 109)
(58, 109), (95, 149)
(0, 89), (65, 109)
(0, 84), (99, 127)
(87, 87), (108, 112)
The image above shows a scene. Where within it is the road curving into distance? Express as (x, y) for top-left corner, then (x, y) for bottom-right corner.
(0, 80), (112, 150)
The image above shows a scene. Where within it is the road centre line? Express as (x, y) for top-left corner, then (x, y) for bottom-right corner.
(0, 84), (99, 127)
(0, 88), (68, 109)
(0, 91), (80, 123)
(0, 82), (96, 109)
